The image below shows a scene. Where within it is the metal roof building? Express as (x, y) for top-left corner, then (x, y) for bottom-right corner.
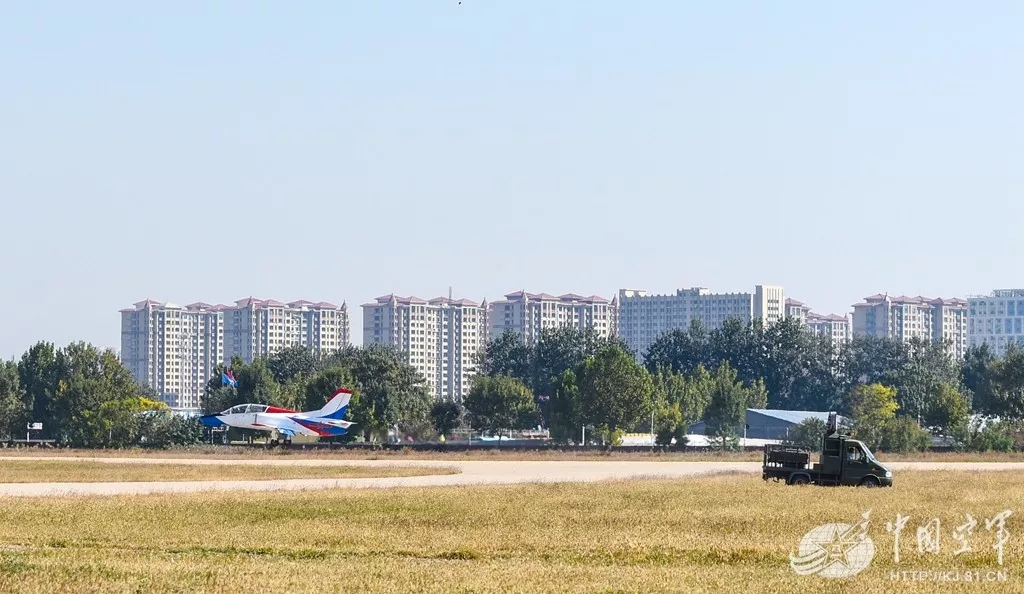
(688, 409), (848, 441)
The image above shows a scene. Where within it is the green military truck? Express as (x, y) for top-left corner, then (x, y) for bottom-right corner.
(762, 412), (893, 487)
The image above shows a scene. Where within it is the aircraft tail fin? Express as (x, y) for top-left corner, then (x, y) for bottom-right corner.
(314, 388), (352, 420)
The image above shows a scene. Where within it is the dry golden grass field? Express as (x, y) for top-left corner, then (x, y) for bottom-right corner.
(0, 459), (458, 483)
(0, 470), (1020, 593)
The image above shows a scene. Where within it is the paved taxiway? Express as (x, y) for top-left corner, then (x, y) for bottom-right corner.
(1, 457), (1023, 497)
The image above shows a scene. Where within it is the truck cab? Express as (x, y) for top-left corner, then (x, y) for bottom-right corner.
(762, 412), (893, 487)
(817, 433), (893, 487)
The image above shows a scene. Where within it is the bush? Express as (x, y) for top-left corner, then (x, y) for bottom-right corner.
(878, 417), (931, 453)
(430, 401), (464, 438)
(139, 414), (204, 449)
(606, 428), (626, 446)
(655, 425), (687, 448)
(653, 403), (686, 448)
(960, 419), (1016, 453)
(784, 418), (825, 450)
(722, 433), (741, 451)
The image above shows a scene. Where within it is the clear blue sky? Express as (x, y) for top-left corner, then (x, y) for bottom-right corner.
(3, 1), (1022, 358)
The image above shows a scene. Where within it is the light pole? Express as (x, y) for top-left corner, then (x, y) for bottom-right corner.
(650, 408), (655, 447)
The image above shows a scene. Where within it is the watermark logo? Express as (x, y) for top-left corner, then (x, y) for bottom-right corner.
(790, 511), (875, 578)
(790, 509), (1013, 581)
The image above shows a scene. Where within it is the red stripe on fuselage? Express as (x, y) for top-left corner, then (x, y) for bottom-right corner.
(265, 406), (296, 413)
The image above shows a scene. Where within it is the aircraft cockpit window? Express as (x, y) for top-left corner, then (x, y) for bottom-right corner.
(221, 404), (270, 414)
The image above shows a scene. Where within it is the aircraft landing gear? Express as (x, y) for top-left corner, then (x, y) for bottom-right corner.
(267, 435), (291, 448)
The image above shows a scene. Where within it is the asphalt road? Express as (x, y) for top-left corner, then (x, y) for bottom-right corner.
(1, 457), (1023, 497)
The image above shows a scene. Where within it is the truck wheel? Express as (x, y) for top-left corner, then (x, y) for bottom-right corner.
(860, 476), (879, 488)
(791, 475), (809, 486)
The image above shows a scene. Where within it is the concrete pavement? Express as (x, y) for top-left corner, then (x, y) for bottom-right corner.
(1, 456), (1023, 497)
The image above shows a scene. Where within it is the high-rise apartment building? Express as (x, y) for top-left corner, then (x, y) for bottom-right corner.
(785, 298), (811, 323)
(785, 298), (850, 347)
(120, 300), (225, 410)
(754, 285), (786, 325)
(487, 291), (618, 344)
(851, 294), (967, 358)
(805, 312), (852, 347)
(967, 289), (1024, 357)
(616, 284), (786, 361)
(361, 294), (486, 401)
(121, 297), (350, 409)
(223, 298), (350, 364)
(932, 298), (969, 359)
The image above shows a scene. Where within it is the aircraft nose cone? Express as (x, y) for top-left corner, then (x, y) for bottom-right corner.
(199, 414), (225, 428)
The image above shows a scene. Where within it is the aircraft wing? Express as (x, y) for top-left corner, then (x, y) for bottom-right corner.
(252, 414), (320, 437)
(291, 413), (354, 429)
(313, 418), (354, 429)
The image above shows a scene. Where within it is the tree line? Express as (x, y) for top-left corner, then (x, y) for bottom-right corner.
(6, 315), (1024, 452)
(467, 318), (1024, 452)
(0, 341), (441, 447)
(467, 326), (767, 448)
(1, 342), (204, 447)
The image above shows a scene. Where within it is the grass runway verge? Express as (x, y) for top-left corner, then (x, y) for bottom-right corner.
(5, 445), (1024, 463)
(0, 460), (458, 483)
(0, 470), (1021, 592)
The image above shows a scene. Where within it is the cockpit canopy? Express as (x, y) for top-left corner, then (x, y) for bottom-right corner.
(221, 403), (269, 415)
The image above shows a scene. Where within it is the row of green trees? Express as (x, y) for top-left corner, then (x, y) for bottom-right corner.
(1, 341), (441, 447)
(1, 342), (203, 447)
(7, 314), (1024, 452)
(641, 316), (1024, 428)
(465, 327), (769, 447)
(465, 319), (1024, 452)
(786, 383), (1015, 453)
(643, 316), (1024, 450)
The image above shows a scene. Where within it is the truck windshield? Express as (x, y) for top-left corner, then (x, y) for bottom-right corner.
(859, 442), (877, 461)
